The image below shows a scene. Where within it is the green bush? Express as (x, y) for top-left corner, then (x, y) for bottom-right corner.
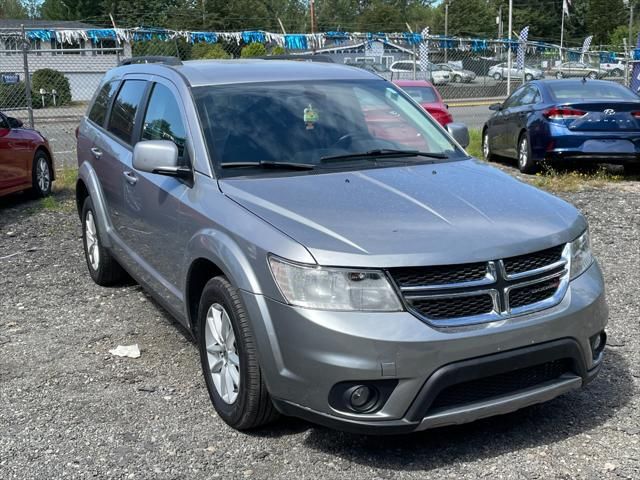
(0, 82), (27, 109)
(241, 42), (267, 58)
(31, 69), (71, 108)
(191, 43), (231, 59)
(269, 45), (286, 55)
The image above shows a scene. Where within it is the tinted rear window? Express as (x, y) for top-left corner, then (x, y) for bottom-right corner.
(107, 80), (147, 145)
(549, 82), (638, 101)
(88, 80), (119, 126)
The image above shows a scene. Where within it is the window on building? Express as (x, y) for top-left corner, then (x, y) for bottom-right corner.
(52, 38), (85, 55)
(92, 39), (118, 55)
(4, 37), (41, 56)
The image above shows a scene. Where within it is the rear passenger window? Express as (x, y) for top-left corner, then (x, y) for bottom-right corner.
(88, 80), (119, 126)
(107, 80), (147, 145)
(141, 83), (187, 163)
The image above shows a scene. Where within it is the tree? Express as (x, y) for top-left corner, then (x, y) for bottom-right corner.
(40, 0), (104, 21)
(0, 0), (28, 18)
(191, 42), (231, 59)
(240, 42), (267, 57)
(586, 0), (626, 45)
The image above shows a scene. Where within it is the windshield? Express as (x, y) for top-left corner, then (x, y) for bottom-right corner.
(549, 82), (639, 101)
(399, 86), (439, 103)
(194, 79), (466, 178)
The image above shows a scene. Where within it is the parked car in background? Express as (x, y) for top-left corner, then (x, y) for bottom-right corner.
(549, 62), (601, 79)
(389, 60), (450, 85)
(393, 79), (453, 126)
(488, 63), (544, 81)
(77, 58), (607, 434)
(600, 61), (626, 77)
(436, 63), (476, 83)
(345, 62), (388, 75)
(0, 112), (54, 198)
(482, 79), (640, 174)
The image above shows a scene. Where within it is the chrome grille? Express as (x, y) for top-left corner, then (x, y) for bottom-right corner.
(388, 244), (570, 327)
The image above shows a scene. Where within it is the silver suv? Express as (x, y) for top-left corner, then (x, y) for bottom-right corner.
(76, 58), (607, 434)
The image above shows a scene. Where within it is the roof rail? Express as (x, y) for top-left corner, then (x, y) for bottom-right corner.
(118, 56), (182, 67)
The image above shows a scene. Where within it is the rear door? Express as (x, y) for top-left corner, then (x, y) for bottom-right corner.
(117, 78), (193, 312)
(100, 78), (149, 253)
(0, 113), (30, 191)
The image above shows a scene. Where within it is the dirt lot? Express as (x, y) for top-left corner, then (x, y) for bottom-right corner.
(1, 173), (639, 479)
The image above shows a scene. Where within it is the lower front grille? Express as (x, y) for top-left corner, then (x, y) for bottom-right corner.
(411, 294), (494, 320)
(429, 359), (574, 411)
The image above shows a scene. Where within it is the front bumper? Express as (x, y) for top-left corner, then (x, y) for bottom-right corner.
(241, 262), (607, 434)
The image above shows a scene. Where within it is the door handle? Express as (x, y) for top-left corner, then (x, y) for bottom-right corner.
(123, 171), (138, 185)
(90, 147), (103, 159)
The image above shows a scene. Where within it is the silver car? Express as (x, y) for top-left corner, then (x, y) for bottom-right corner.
(489, 62), (544, 81)
(76, 58), (607, 434)
(550, 62), (601, 79)
(436, 63), (476, 82)
(389, 60), (451, 85)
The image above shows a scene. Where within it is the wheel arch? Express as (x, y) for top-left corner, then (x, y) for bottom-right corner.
(185, 257), (225, 337)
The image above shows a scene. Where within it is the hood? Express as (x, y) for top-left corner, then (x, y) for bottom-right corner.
(220, 160), (585, 268)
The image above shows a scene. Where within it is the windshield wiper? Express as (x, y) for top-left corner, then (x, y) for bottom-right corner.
(220, 160), (314, 170)
(320, 149), (448, 164)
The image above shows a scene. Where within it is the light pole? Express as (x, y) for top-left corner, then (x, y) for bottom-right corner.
(506, 0), (513, 94)
(444, 0), (450, 63)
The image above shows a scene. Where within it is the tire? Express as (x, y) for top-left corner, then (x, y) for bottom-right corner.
(525, 73), (533, 82)
(81, 197), (127, 286)
(482, 128), (495, 162)
(612, 68), (623, 76)
(517, 132), (538, 174)
(555, 71), (564, 79)
(198, 276), (278, 430)
(453, 74), (462, 83)
(588, 71), (597, 79)
(493, 72), (502, 81)
(29, 150), (52, 197)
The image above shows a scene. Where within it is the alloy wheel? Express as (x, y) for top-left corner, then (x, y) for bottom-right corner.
(483, 132), (491, 160)
(36, 158), (50, 193)
(519, 136), (529, 169)
(205, 303), (240, 404)
(85, 211), (100, 271)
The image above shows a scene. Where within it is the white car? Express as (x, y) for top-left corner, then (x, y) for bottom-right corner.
(389, 60), (450, 85)
(600, 61), (626, 76)
(488, 63), (544, 81)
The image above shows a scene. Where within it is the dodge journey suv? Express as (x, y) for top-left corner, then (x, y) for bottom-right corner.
(76, 58), (607, 434)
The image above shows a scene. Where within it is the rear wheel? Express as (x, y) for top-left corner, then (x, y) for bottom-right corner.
(524, 73), (533, 82)
(517, 132), (538, 174)
(588, 71), (598, 79)
(30, 151), (52, 197)
(555, 71), (564, 79)
(81, 197), (127, 286)
(198, 276), (278, 430)
(453, 74), (462, 83)
(612, 68), (623, 76)
(493, 72), (502, 81)
(482, 129), (494, 162)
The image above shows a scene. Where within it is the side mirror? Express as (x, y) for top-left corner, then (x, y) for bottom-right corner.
(7, 117), (23, 128)
(489, 103), (503, 111)
(446, 122), (470, 148)
(133, 140), (191, 180)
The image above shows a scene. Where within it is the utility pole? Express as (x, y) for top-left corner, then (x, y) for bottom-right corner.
(506, 0), (513, 95)
(629, 4), (635, 51)
(444, 0), (449, 63)
(310, 0), (316, 35)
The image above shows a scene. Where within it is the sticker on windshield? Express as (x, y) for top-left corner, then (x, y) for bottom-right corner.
(304, 104), (319, 130)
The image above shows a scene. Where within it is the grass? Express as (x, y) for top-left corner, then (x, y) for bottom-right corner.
(35, 167), (78, 212)
(53, 167), (78, 193)
(465, 128), (627, 192)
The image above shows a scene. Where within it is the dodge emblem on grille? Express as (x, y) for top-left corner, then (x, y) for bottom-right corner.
(603, 109), (616, 115)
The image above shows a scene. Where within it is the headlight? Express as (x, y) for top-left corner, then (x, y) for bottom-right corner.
(268, 256), (403, 312)
(569, 230), (594, 279)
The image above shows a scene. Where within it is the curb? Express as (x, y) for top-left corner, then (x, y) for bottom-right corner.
(447, 100), (504, 108)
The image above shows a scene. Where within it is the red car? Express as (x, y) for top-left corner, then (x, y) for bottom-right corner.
(393, 80), (453, 126)
(0, 112), (54, 198)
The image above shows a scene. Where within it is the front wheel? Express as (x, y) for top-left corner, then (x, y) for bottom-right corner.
(588, 71), (598, 79)
(30, 151), (52, 197)
(198, 276), (278, 430)
(612, 68), (623, 76)
(517, 132), (538, 174)
(482, 129), (494, 162)
(493, 72), (502, 81)
(555, 71), (564, 79)
(453, 74), (462, 83)
(524, 73), (533, 82)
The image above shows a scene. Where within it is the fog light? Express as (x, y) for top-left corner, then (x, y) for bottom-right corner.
(590, 331), (606, 360)
(345, 385), (379, 412)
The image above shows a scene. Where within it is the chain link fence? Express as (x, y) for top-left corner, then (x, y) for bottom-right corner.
(0, 28), (635, 169)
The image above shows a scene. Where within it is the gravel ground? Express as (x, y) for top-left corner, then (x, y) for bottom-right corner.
(1, 174), (639, 480)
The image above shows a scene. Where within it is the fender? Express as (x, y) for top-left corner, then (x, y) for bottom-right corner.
(78, 161), (114, 248)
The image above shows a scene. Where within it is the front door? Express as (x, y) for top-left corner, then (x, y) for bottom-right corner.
(0, 114), (30, 192)
(117, 80), (193, 314)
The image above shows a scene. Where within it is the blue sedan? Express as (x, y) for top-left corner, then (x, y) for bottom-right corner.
(482, 79), (640, 173)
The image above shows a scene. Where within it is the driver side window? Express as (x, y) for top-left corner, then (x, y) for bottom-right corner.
(503, 88), (526, 109)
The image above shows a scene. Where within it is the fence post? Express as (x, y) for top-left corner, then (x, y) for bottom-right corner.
(21, 25), (34, 128)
